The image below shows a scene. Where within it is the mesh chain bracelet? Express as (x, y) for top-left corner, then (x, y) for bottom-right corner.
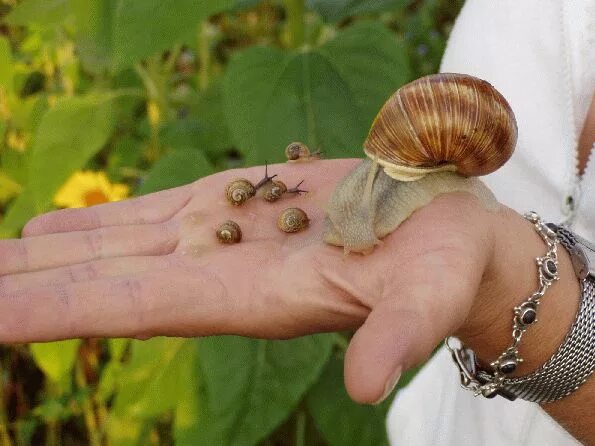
(446, 211), (595, 402)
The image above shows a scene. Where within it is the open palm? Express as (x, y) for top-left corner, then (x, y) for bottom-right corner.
(0, 159), (497, 403)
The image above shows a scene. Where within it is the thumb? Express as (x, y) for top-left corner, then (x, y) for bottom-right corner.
(343, 248), (489, 405)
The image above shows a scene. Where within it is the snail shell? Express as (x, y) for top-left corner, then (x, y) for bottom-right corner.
(324, 73), (516, 254)
(285, 142), (320, 162)
(277, 208), (309, 233)
(364, 73), (517, 181)
(285, 142), (310, 161)
(225, 178), (256, 206)
(216, 220), (242, 244)
(262, 180), (287, 202)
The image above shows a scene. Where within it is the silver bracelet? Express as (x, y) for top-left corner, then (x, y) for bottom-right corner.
(446, 212), (595, 402)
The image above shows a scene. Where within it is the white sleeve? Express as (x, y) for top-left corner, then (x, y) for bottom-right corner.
(387, 347), (581, 446)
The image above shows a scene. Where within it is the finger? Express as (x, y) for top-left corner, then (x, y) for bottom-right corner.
(22, 184), (192, 237)
(342, 194), (494, 404)
(0, 265), (229, 343)
(0, 222), (178, 275)
(0, 256), (177, 293)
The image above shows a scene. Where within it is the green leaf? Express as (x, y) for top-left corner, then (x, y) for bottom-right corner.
(107, 339), (194, 444)
(196, 335), (333, 445)
(112, 0), (233, 70)
(96, 361), (121, 404)
(70, 0), (116, 74)
(106, 136), (144, 181)
(223, 22), (412, 165)
(1, 141), (31, 187)
(138, 148), (214, 194)
(0, 170), (22, 203)
(108, 338), (129, 361)
(174, 80), (234, 157)
(96, 338), (130, 403)
(160, 119), (203, 152)
(4, 0), (72, 26)
(307, 352), (390, 446)
(111, 338), (192, 419)
(106, 417), (145, 446)
(28, 95), (115, 212)
(13, 418), (38, 446)
(0, 37), (13, 89)
(173, 341), (201, 445)
(307, 0), (411, 22)
(29, 340), (82, 383)
(232, 0), (261, 11)
(0, 188), (36, 238)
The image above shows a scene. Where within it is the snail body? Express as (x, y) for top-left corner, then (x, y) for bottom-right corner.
(324, 73), (517, 254)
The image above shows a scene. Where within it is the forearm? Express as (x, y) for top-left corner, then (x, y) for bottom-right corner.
(455, 205), (593, 444)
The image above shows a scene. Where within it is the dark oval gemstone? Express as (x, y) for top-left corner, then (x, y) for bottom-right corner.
(484, 389), (498, 399)
(542, 259), (558, 278)
(500, 362), (517, 374)
(521, 308), (537, 325)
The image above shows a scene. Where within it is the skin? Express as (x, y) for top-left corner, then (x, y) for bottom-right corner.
(0, 157), (592, 442)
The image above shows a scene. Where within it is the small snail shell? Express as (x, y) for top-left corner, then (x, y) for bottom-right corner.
(364, 73), (517, 181)
(285, 142), (309, 161)
(262, 180), (287, 202)
(216, 220), (242, 244)
(285, 142), (320, 162)
(225, 178), (256, 206)
(278, 208), (309, 233)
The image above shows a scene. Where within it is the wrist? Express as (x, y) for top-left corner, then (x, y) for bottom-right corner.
(455, 207), (581, 376)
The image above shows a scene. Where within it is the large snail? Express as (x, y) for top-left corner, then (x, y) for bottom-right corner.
(324, 73), (517, 254)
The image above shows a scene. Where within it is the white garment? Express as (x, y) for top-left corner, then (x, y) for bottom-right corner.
(387, 0), (594, 445)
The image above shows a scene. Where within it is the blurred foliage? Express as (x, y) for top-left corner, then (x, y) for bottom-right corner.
(0, 0), (463, 444)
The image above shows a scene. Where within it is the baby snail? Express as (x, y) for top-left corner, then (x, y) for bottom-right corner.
(224, 164), (277, 206)
(225, 179), (256, 206)
(216, 220), (242, 244)
(324, 73), (517, 254)
(262, 180), (307, 202)
(277, 208), (310, 233)
(285, 142), (322, 162)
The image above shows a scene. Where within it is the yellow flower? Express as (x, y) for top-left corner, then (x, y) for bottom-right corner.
(54, 171), (129, 208)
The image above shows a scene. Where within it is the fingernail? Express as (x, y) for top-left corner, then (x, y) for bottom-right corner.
(372, 366), (402, 405)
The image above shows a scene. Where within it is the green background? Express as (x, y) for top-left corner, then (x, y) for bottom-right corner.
(0, 0), (463, 444)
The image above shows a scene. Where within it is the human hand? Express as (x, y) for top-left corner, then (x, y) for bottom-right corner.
(0, 159), (578, 404)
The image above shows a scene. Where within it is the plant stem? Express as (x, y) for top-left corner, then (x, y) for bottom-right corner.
(46, 420), (58, 446)
(46, 382), (60, 446)
(0, 360), (13, 446)
(295, 410), (306, 446)
(135, 58), (165, 161)
(75, 359), (101, 446)
(197, 21), (211, 91)
(284, 0), (306, 49)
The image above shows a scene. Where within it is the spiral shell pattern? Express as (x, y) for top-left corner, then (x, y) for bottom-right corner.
(364, 73), (517, 180)
(216, 220), (242, 244)
(225, 179), (256, 206)
(277, 208), (309, 233)
(285, 142), (310, 161)
(263, 180), (287, 202)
